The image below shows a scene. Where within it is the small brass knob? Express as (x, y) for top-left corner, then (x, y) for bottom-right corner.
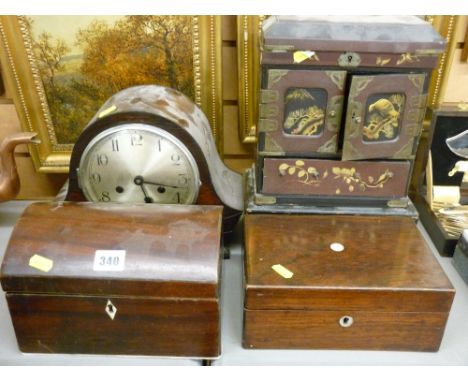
(354, 116), (361, 123)
(329, 110), (336, 118)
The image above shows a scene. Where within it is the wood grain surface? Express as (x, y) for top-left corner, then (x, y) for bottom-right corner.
(244, 309), (448, 351)
(1, 201), (223, 357)
(1, 202), (223, 298)
(7, 293), (220, 357)
(243, 213), (455, 351)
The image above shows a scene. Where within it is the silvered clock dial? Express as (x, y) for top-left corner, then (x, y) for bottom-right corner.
(78, 124), (200, 204)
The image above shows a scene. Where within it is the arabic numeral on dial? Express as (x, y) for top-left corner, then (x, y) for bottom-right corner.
(171, 153), (181, 165)
(100, 191), (111, 202)
(97, 154), (108, 166)
(131, 134), (143, 146)
(178, 174), (188, 186)
(89, 173), (101, 184)
(157, 139), (162, 152)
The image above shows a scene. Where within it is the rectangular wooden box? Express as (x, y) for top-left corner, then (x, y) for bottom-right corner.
(1, 202), (223, 359)
(243, 213), (455, 351)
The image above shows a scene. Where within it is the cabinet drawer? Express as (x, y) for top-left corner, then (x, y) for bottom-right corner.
(243, 309), (449, 351)
(261, 157), (410, 198)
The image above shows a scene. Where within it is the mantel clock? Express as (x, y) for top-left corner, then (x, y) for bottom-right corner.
(65, 85), (243, 237)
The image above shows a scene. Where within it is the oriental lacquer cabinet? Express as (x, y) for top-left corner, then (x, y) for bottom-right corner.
(255, 16), (446, 208)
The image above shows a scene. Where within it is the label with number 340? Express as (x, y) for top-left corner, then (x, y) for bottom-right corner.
(93, 250), (126, 271)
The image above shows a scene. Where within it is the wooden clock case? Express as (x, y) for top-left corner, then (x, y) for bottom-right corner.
(65, 85), (244, 241)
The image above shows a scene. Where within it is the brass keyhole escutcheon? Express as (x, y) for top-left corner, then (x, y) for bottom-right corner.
(105, 299), (117, 320)
(338, 52), (361, 67)
(339, 315), (354, 328)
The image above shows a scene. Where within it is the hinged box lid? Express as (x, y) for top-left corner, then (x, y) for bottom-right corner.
(262, 16), (445, 55)
(244, 214), (454, 312)
(1, 202), (223, 300)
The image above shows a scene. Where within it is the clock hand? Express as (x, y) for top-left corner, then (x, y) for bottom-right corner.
(134, 175), (182, 189)
(143, 180), (183, 189)
(133, 176), (153, 203)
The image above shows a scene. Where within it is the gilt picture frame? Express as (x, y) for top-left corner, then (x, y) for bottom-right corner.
(0, 15), (222, 173)
(237, 15), (265, 144)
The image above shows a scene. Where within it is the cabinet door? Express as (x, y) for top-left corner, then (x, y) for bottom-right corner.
(259, 69), (346, 156)
(342, 73), (427, 161)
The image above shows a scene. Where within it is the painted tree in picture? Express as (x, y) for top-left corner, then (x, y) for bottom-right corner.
(27, 16), (194, 144)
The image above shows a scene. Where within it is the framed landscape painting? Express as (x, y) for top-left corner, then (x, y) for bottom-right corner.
(0, 15), (222, 172)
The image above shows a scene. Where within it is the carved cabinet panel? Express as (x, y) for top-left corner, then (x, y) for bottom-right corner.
(342, 73), (427, 161)
(259, 69), (346, 155)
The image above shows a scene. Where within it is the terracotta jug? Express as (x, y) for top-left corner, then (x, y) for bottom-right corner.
(0, 132), (40, 202)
